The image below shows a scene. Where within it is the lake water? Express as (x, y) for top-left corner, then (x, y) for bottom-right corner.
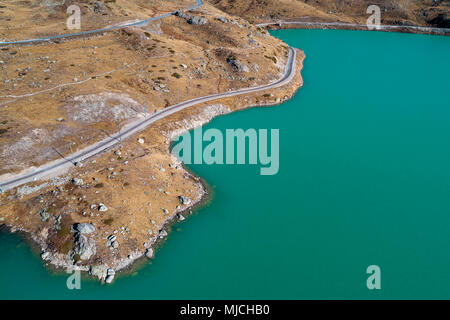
(1, 29), (449, 299)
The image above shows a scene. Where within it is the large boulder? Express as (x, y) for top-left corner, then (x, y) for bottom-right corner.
(71, 223), (95, 234)
(226, 56), (249, 73)
(105, 269), (115, 284)
(188, 16), (208, 25)
(89, 265), (107, 280)
(145, 248), (154, 259)
(74, 233), (96, 260)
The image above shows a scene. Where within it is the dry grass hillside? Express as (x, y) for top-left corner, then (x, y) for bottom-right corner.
(209, 0), (450, 28)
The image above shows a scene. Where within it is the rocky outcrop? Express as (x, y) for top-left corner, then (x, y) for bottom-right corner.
(73, 233), (96, 260)
(188, 16), (208, 25)
(89, 264), (107, 280)
(71, 223), (95, 234)
(226, 56), (250, 73)
(175, 10), (208, 25)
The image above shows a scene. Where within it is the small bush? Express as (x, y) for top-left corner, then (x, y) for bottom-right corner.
(103, 218), (114, 226)
(264, 55), (277, 64)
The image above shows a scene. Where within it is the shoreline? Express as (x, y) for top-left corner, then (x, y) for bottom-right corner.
(257, 21), (450, 36)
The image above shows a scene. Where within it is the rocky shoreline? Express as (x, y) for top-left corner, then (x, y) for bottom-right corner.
(260, 20), (450, 36)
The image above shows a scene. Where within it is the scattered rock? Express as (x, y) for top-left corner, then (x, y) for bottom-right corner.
(71, 178), (84, 186)
(93, 1), (108, 15)
(71, 223), (95, 234)
(107, 235), (117, 247)
(111, 240), (119, 249)
(216, 16), (228, 23)
(39, 209), (50, 222)
(98, 203), (108, 212)
(145, 248), (154, 259)
(178, 195), (192, 205)
(159, 230), (168, 238)
(41, 251), (50, 260)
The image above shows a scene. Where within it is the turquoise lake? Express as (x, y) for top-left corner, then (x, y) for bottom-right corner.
(1, 29), (449, 299)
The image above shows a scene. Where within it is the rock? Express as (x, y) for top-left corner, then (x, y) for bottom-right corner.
(71, 223), (95, 234)
(89, 265), (107, 280)
(145, 248), (154, 259)
(188, 16), (208, 25)
(180, 64), (187, 69)
(216, 16), (228, 23)
(105, 269), (115, 283)
(174, 10), (190, 20)
(55, 215), (61, 230)
(227, 56), (249, 73)
(137, 138), (145, 144)
(56, 117), (65, 122)
(107, 234), (117, 247)
(159, 230), (168, 238)
(178, 195), (192, 205)
(39, 209), (50, 222)
(74, 233), (96, 260)
(114, 150), (121, 156)
(41, 251), (50, 260)
(98, 203), (108, 212)
(178, 214), (185, 221)
(111, 240), (119, 249)
(147, 229), (153, 236)
(71, 178), (84, 186)
(93, 1), (108, 14)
